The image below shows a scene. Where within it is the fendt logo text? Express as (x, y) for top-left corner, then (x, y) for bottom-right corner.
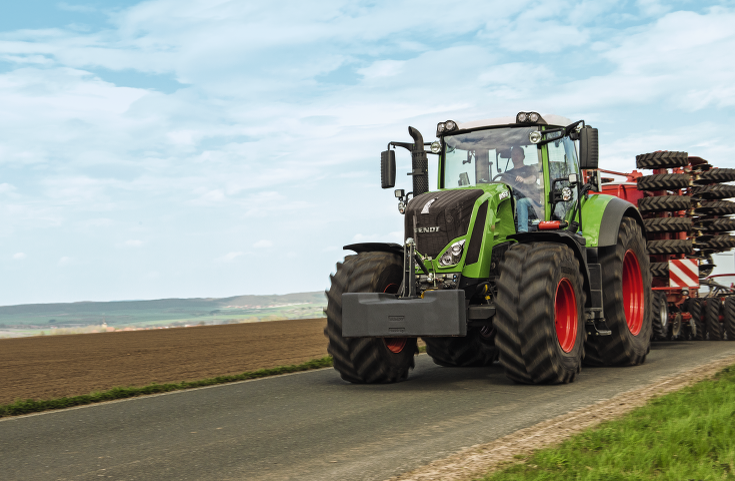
(416, 226), (440, 233)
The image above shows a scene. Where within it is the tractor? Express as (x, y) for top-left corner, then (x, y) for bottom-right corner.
(325, 112), (652, 384)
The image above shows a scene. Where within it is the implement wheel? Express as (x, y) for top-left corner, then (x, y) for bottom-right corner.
(636, 151), (688, 169)
(652, 291), (669, 340)
(637, 174), (691, 192)
(725, 297), (735, 341)
(638, 195), (690, 214)
(688, 299), (705, 341)
(424, 327), (498, 367)
(585, 218), (652, 366)
(325, 252), (417, 383)
(496, 242), (585, 384)
(705, 298), (723, 341)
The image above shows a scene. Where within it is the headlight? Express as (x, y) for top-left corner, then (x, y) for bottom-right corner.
(440, 240), (466, 266)
(430, 141), (441, 154)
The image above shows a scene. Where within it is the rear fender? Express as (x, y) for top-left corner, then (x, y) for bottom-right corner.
(582, 195), (645, 248)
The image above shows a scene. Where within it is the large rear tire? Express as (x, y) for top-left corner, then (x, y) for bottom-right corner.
(325, 252), (417, 383)
(496, 243), (585, 384)
(585, 218), (652, 366)
(423, 328), (498, 367)
(705, 298), (723, 341)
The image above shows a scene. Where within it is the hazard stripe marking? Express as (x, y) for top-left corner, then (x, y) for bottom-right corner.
(669, 259), (699, 288)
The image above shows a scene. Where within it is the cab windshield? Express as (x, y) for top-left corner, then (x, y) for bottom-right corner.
(442, 126), (544, 232)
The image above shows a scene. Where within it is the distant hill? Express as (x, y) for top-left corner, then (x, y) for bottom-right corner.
(0, 292), (326, 329)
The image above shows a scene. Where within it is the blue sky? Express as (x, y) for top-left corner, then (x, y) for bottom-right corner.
(1, 0), (734, 305)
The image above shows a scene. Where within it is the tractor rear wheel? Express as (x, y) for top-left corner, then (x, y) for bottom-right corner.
(705, 298), (723, 341)
(652, 291), (669, 340)
(638, 196), (690, 214)
(636, 151), (688, 169)
(688, 298), (705, 341)
(423, 328), (498, 367)
(637, 174), (691, 192)
(496, 242), (585, 384)
(585, 218), (652, 366)
(725, 297), (735, 341)
(325, 251), (417, 383)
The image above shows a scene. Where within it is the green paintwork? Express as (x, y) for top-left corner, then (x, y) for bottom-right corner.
(580, 193), (615, 247)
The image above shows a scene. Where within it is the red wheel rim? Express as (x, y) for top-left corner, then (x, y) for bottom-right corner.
(555, 278), (577, 353)
(383, 283), (407, 354)
(623, 249), (644, 336)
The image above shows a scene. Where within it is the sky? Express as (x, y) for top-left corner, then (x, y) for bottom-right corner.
(1, 0), (735, 305)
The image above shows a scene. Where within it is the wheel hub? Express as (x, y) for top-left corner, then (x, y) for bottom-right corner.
(554, 278), (578, 353)
(622, 250), (644, 336)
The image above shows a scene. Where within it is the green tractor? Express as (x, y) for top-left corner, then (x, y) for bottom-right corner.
(325, 112), (652, 384)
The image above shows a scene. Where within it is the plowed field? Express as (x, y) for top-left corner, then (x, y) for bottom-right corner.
(0, 319), (328, 405)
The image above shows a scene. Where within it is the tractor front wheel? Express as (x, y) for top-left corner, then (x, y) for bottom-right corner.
(496, 242), (585, 384)
(324, 252), (417, 383)
(423, 327), (498, 367)
(585, 218), (652, 366)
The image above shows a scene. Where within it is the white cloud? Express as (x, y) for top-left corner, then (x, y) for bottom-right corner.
(216, 251), (243, 262)
(253, 239), (272, 248)
(12, 252), (25, 260)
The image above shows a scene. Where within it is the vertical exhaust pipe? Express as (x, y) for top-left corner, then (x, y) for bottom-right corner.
(408, 126), (429, 196)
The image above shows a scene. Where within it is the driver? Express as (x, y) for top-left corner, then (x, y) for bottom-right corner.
(504, 146), (540, 233)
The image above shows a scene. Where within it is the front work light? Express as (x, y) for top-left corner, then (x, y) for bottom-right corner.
(430, 141), (441, 154)
(445, 120), (457, 131)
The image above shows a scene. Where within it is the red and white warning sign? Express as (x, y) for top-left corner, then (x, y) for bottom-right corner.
(669, 259), (699, 288)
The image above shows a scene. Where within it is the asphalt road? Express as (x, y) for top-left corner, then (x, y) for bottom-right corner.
(3, 341), (735, 481)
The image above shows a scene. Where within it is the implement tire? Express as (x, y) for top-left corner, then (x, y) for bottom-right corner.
(424, 328), (498, 367)
(647, 239), (692, 255)
(725, 297), (735, 341)
(650, 262), (668, 278)
(652, 291), (669, 340)
(705, 298), (723, 341)
(638, 196), (690, 214)
(496, 243), (585, 384)
(637, 174), (691, 192)
(695, 168), (735, 185)
(695, 218), (735, 233)
(585, 218), (652, 366)
(695, 200), (735, 216)
(702, 235), (735, 251)
(692, 185), (735, 200)
(643, 217), (692, 233)
(636, 151), (688, 169)
(689, 299), (705, 341)
(325, 252), (417, 383)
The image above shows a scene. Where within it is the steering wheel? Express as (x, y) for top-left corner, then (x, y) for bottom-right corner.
(492, 173), (508, 182)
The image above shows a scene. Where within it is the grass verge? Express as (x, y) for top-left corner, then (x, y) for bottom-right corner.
(480, 364), (735, 481)
(1, 344), (428, 418)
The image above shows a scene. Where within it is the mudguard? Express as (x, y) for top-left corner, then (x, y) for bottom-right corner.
(343, 242), (403, 257)
(582, 195), (645, 248)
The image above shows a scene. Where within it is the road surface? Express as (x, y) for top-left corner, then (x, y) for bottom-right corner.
(3, 341), (735, 481)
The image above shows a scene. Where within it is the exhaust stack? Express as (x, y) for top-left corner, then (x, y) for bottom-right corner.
(408, 126), (429, 196)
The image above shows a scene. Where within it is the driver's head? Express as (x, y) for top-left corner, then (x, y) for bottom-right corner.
(511, 146), (525, 167)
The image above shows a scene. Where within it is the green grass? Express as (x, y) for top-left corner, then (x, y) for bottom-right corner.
(480, 365), (735, 481)
(0, 345), (429, 418)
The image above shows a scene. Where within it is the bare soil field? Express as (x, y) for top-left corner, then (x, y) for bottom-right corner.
(0, 318), (328, 405)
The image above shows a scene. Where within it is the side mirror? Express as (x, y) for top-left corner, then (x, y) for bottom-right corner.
(381, 150), (396, 188)
(578, 126), (599, 170)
